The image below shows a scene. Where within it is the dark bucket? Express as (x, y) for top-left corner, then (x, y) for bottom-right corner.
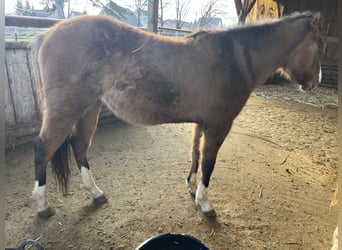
(135, 233), (210, 250)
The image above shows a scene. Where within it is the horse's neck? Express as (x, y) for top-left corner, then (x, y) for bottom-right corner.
(229, 21), (309, 87)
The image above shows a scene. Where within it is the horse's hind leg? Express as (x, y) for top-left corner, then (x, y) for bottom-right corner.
(32, 83), (99, 217)
(33, 109), (79, 217)
(196, 122), (232, 217)
(186, 124), (203, 196)
(70, 101), (107, 206)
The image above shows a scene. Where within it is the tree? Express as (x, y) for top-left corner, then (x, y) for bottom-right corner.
(174, 0), (191, 29)
(90, 0), (132, 20)
(23, 0), (32, 15)
(198, 0), (222, 27)
(132, 0), (148, 27)
(15, 0), (24, 15)
(159, 0), (171, 27)
(15, 0), (34, 16)
(234, 0), (256, 24)
(40, 0), (66, 19)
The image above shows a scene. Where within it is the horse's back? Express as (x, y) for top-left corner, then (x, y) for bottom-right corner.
(38, 15), (147, 83)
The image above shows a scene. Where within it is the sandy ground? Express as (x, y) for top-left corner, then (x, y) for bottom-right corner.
(5, 84), (338, 250)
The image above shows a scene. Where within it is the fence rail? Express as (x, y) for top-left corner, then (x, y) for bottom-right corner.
(5, 16), (192, 42)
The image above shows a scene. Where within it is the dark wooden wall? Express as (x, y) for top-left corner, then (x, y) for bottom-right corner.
(246, 0), (338, 88)
(281, 0), (338, 63)
(282, 0), (338, 88)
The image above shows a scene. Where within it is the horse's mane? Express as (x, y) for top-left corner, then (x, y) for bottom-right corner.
(186, 29), (210, 40)
(185, 11), (319, 43)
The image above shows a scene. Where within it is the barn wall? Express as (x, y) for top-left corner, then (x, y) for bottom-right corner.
(281, 0), (338, 63)
(246, 0), (284, 22)
(5, 42), (116, 150)
(282, 0), (338, 88)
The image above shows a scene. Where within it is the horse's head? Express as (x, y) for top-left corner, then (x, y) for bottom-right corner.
(280, 12), (322, 91)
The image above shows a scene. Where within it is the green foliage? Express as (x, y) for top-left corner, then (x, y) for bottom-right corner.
(14, 0), (35, 16)
(40, 0), (57, 14)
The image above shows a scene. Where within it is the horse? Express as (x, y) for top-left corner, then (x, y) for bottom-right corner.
(32, 12), (322, 218)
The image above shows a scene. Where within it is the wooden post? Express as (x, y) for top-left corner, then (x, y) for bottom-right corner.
(147, 0), (159, 33)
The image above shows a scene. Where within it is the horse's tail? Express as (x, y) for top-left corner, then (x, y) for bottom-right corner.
(51, 137), (71, 194)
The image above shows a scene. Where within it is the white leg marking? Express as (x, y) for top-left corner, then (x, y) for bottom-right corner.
(32, 181), (48, 212)
(331, 226), (338, 250)
(186, 173), (197, 195)
(81, 166), (104, 199)
(195, 181), (214, 213)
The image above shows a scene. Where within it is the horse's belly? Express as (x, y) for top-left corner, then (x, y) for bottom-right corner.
(101, 87), (180, 125)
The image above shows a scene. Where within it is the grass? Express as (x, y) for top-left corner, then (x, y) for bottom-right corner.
(5, 38), (34, 42)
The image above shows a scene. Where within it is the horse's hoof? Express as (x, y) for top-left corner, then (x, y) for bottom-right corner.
(203, 209), (217, 218)
(37, 207), (55, 218)
(93, 194), (108, 207)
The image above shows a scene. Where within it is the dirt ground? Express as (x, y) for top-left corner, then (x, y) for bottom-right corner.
(5, 84), (338, 250)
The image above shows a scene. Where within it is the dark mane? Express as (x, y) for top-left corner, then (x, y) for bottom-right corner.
(185, 11), (318, 44)
(185, 29), (210, 40)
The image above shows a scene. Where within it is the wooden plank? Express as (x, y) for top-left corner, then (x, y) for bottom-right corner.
(5, 42), (31, 49)
(4, 63), (16, 126)
(6, 122), (41, 138)
(5, 122), (41, 150)
(5, 16), (60, 28)
(27, 48), (42, 119)
(322, 36), (338, 43)
(5, 48), (39, 124)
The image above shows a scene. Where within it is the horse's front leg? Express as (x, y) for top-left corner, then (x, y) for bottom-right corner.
(195, 123), (232, 217)
(186, 124), (203, 196)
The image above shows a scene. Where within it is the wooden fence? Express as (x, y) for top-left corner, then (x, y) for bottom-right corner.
(5, 42), (40, 149)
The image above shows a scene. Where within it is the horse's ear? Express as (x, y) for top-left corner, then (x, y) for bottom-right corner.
(310, 12), (322, 36)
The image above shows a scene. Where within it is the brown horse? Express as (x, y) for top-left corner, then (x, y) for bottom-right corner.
(32, 12), (321, 218)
